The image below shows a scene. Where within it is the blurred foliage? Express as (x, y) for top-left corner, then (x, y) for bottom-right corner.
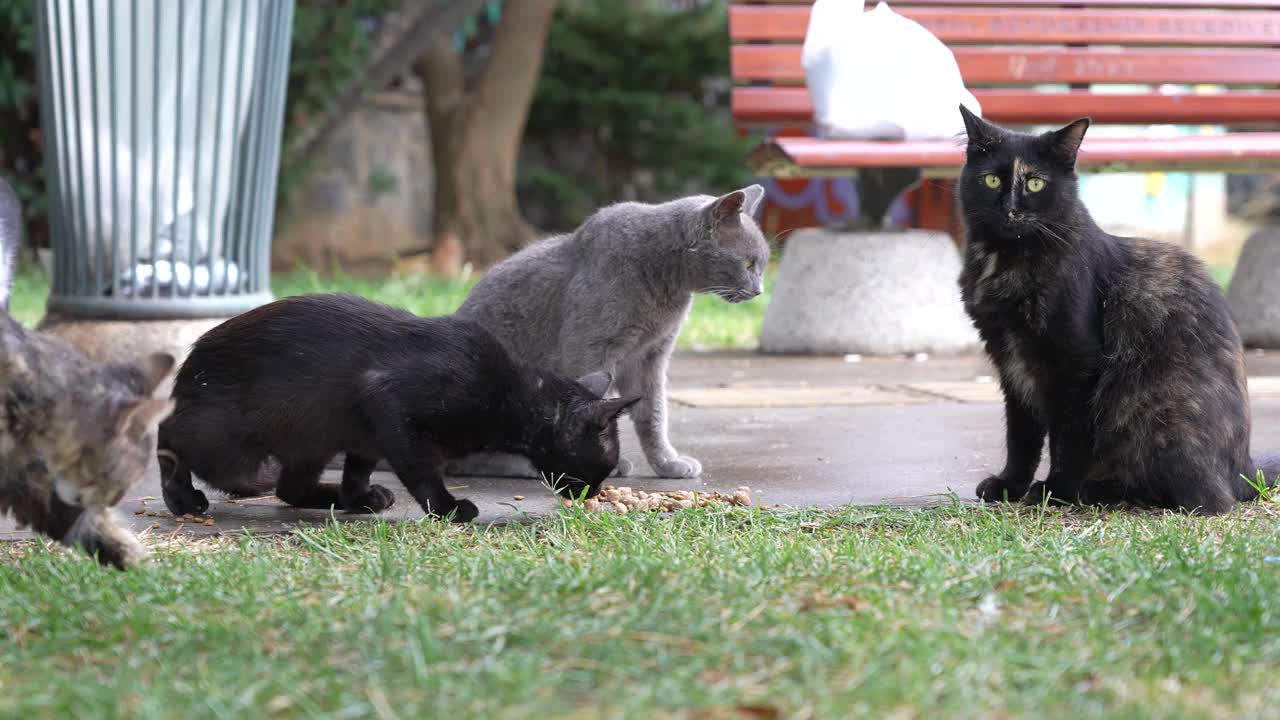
(0, 0), (44, 246)
(280, 0), (400, 211)
(522, 0), (750, 230)
(287, 1), (398, 135)
(0, 0), (752, 247)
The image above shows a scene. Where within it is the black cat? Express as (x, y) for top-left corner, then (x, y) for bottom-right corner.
(156, 293), (639, 522)
(957, 105), (1278, 514)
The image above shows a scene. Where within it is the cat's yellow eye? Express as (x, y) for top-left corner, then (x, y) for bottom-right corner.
(746, 259), (756, 271)
(983, 174), (1001, 189)
(1027, 177), (1047, 193)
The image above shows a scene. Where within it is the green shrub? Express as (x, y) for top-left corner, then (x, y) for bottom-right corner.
(0, 0), (43, 245)
(523, 0), (749, 230)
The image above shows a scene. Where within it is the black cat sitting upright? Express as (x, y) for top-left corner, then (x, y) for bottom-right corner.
(157, 293), (639, 522)
(957, 105), (1278, 514)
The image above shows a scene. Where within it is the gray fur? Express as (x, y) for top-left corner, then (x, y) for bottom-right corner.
(454, 185), (769, 479)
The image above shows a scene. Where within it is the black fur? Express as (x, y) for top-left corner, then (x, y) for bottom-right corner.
(957, 105), (1278, 514)
(157, 294), (639, 522)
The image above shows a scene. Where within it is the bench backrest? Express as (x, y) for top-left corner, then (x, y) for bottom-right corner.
(730, 0), (1280, 129)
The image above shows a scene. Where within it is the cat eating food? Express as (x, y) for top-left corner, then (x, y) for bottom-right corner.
(455, 185), (771, 480)
(156, 293), (638, 521)
(957, 105), (1278, 513)
(0, 176), (175, 569)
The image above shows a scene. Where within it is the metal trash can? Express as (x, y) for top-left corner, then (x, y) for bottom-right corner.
(34, 0), (294, 319)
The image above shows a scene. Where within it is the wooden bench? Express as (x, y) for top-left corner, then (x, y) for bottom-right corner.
(732, 0), (1280, 228)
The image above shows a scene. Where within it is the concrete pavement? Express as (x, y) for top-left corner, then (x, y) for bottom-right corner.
(7, 350), (1280, 540)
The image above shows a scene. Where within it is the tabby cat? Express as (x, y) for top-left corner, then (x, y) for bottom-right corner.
(0, 176), (175, 568)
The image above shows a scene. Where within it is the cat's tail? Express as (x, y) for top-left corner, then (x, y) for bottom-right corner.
(1238, 452), (1280, 501)
(0, 176), (21, 312)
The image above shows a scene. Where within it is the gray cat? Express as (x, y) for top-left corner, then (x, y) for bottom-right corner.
(454, 185), (769, 479)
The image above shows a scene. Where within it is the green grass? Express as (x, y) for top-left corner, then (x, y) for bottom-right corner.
(9, 268), (51, 329)
(1209, 262), (1236, 289)
(7, 253), (1232, 349)
(2, 503), (1279, 719)
(8, 266), (771, 350)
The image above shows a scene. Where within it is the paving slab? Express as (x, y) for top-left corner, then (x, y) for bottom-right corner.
(668, 384), (931, 408)
(6, 351), (1280, 541)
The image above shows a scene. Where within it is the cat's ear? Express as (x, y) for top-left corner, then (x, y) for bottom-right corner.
(592, 396), (641, 427)
(1041, 117), (1091, 168)
(136, 352), (176, 396)
(741, 184), (765, 217)
(110, 397), (175, 440)
(576, 370), (613, 399)
(959, 104), (1000, 154)
(709, 187), (756, 223)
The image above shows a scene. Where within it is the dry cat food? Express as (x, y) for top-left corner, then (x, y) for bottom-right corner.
(562, 485), (753, 513)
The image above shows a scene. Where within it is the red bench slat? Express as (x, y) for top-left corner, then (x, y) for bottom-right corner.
(730, 6), (1280, 45)
(732, 86), (1280, 125)
(748, 132), (1280, 175)
(733, 45), (1280, 85)
(731, 1), (1280, 175)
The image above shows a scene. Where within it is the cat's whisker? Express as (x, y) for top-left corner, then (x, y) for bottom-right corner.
(699, 285), (745, 302)
(1030, 220), (1071, 251)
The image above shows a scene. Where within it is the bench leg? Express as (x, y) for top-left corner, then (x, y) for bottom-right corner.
(846, 167), (923, 230)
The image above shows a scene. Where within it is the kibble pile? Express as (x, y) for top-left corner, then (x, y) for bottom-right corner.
(134, 504), (217, 528)
(562, 485), (753, 513)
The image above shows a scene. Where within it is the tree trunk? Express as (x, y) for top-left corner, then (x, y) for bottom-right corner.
(415, 0), (555, 276)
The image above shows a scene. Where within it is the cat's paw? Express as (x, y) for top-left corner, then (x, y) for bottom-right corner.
(1022, 480), (1075, 507)
(652, 455), (703, 479)
(1021, 481), (1051, 506)
(161, 484), (209, 516)
(448, 499), (479, 523)
(612, 457), (635, 477)
(343, 484), (396, 514)
(91, 532), (148, 571)
(976, 475), (1028, 503)
(424, 497), (479, 523)
(71, 511), (148, 570)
